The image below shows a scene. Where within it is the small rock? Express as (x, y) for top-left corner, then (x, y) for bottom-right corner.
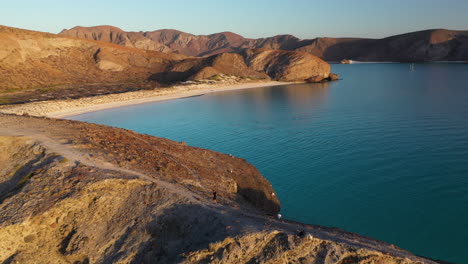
(305, 75), (325, 83)
(328, 73), (340, 81)
(24, 234), (36, 243)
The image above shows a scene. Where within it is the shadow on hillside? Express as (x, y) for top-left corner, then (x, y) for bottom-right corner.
(1, 252), (20, 264)
(236, 187), (280, 216)
(148, 71), (193, 85)
(102, 203), (259, 264)
(321, 39), (376, 61)
(0, 153), (58, 204)
(320, 33), (468, 62)
(99, 182), (282, 263)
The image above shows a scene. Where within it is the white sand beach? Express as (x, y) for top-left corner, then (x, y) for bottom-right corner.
(0, 81), (290, 118)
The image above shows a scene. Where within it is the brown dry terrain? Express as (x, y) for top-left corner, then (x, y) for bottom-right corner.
(61, 26), (468, 61)
(0, 25), (188, 89)
(0, 25), (333, 105)
(0, 114), (443, 263)
(0, 25), (186, 104)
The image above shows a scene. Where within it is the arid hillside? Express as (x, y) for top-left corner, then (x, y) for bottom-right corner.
(0, 25), (187, 90)
(0, 25), (187, 103)
(0, 25), (333, 104)
(61, 26), (468, 61)
(0, 114), (442, 264)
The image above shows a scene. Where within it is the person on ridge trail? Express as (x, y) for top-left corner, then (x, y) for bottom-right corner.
(212, 191), (217, 203)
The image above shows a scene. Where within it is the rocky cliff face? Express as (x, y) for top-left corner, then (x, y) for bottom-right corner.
(0, 114), (440, 263)
(60, 26), (468, 62)
(242, 49), (330, 82)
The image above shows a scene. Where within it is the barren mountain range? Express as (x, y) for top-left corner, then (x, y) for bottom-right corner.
(4, 24), (466, 105)
(0, 25), (331, 104)
(61, 26), (468, 61)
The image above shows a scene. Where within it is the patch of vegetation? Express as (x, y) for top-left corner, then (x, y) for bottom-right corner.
(0, 87), (21, 94)
(8, 164), (23, 177)
(164, 163), (174, 172)
(38, 87), (57, 92)
(0, 97), (11, 105)
(60, 157), (69, 164)
(17, 172), (34, 188)
(208, 75), (222, 81)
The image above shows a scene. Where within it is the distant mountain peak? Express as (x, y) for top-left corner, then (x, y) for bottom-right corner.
(68, 25), (125, 31)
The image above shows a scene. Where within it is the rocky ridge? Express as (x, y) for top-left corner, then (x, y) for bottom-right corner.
(0, 114), (441, 263)
(60, 26), (468, 62)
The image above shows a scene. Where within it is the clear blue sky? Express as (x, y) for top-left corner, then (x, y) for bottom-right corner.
(2, 0), (468, 39)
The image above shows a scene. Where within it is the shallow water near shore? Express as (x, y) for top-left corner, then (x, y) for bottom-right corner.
(71, 63), (468, 263)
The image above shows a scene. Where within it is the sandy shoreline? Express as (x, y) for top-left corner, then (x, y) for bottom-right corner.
(0, 81), (290, 118)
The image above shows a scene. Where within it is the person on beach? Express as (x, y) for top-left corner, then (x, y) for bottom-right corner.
(277, 213), (282, 221)
(212, 191), (217, 203)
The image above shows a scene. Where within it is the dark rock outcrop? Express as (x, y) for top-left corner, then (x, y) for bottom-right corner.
(305, 73), (339, 83)
(305, 75), (326, 83)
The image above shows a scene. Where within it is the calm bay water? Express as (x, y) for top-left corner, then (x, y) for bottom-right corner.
(71, 64), (468, 263)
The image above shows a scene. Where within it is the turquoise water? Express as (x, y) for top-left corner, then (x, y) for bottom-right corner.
(71, 64), (468, 263)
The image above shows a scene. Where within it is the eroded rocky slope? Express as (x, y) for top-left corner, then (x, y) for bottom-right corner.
(0, 114), (441, 263)
(61, 26), (468, 62)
